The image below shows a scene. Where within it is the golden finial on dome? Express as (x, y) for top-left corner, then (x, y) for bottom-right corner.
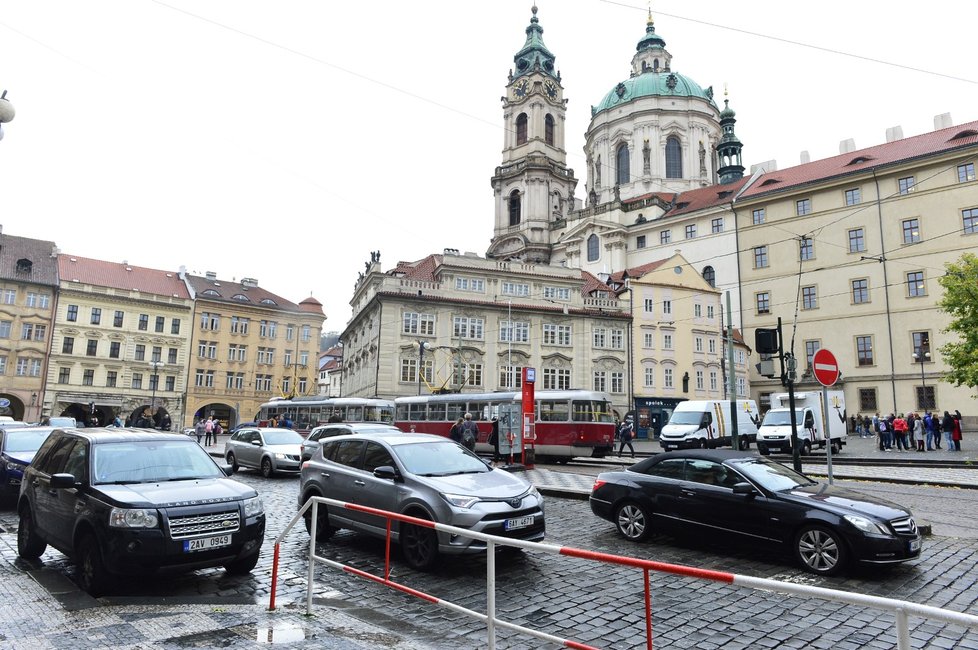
(647, 4), (654, 26)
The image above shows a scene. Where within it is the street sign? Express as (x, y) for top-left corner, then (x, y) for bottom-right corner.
(812, 349), (840, 387)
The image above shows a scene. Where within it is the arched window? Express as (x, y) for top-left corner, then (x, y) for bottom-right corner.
(703, 265), (716, 288)
(545, 114), (555, 145)
(616, 143), (630, 185)
(666, 136), (682, 178)
(516, 113), (528, 145)
(509, 190), (521, 226)
(653, 58), (660, 71)
(587, 234), (599, 262)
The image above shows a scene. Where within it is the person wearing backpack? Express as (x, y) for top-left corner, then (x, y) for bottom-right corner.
(461, 413), (479, 451)
(617, 419), (635, 459)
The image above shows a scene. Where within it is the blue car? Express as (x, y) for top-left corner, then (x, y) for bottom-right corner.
(2, 426), (56, 499)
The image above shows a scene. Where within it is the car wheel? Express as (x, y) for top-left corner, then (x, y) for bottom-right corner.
(261, 457), (274, 478)
(76, 533), (110, 596)
(738, 437), (751, 451)
(302, 495), (337, 541)
(831, 441), (842, 454)
(698, 438), (708, 449)
(401, 519), (439, 570)
(795, 525), (847, 576)
(224, 551), (260, 576)
(17, 507), (46, 559)
(800, 440), (811, 456)
(615, 502), (652, 542)
(226, 452), (239, 473)
(757, 443), (770, 456)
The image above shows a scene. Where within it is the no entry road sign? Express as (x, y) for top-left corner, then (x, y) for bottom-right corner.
(812, 349), (840, 387)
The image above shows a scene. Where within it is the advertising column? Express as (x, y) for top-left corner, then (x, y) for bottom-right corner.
(521, 368), (536, 468)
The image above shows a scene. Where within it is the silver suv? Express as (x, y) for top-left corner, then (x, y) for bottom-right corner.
(301, 422), (403, 462)
(298, 432), (545, 569)
(224, 427), (304, 477)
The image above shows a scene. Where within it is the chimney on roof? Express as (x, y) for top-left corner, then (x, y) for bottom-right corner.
(205, 271), (217, 280)
(443, 248), (459, 256)
(241, 277), (259, 288)
(839, 139), (856, 154)
(934, 113), (953, 130)
(800, 150), (811, 164)
(750, 160), (777, 174)
(885, 126), (904, 143)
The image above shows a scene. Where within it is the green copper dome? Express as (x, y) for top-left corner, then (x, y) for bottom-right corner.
(592, 71), (716, 116)
(512, 5), (557, 80)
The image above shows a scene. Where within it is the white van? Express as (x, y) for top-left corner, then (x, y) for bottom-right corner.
(659, 400), (760, 451)
(756, 391), (847, 455)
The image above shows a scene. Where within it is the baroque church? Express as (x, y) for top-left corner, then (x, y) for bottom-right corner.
(485, 5), (746, 319)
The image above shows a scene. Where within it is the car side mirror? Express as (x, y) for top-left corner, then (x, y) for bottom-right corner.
(373, 465), (399, 480)
(732, 482), (756, 497)
(218, 463), (234, 476)
(251, 440), (262, 446)
(50, 473), (77, 489)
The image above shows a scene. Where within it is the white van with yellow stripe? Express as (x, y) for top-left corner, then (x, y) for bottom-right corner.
(658, 400), (760, 451)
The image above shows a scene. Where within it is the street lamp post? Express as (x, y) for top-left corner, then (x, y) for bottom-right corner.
(149, 361), (165, 425)
(912, 350), (931, 410)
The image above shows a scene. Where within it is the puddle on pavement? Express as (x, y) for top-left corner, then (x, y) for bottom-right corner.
(168, 622), (307, 647)
(251, 622), (307, 644)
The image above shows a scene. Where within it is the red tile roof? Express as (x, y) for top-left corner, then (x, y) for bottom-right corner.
(580, 270), (616, 296)
(609, 258), (669, 284)
(58, 255), (191, 298)
(739, 120), (978, 200)
(663, 177), (750, 217)
(185, 274), (302, 311)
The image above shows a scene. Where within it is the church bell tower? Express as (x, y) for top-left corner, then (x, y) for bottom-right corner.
(486, 5), (578, 264)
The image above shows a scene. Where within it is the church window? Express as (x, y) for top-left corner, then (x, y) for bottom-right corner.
(616, 143), (630, 185)
(587, 234), (599, 262)
(508, 190), (521, 226)
(545, 115), (555, 146)
(516, 113), (528, 145)
(703, 266), (716, 288)
(666, 136), (682, 178)
(653, 59), (660, 71)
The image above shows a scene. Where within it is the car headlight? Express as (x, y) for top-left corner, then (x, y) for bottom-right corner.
(109, 507), (159, 529)
(528, 486), (543, 502)
(844, 514), (888, 535)
(243, 496), (264, 517)
(274, 452), (286, 460)
(6, 461), (21, 471)
(442, 493), (480, 509)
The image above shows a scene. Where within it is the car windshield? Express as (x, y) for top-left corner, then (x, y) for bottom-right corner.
(669, 412), (704, 425)
(730, 457), (817, 492)
(394, 441), (489, 476)
(4, 430), (51, 453)
(761, 409), (804, 426)
(93, 440), (224, 484)
(262, 430), (304, 445)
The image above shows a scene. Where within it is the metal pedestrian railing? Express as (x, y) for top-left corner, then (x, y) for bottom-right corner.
(270, 496), (978, 649)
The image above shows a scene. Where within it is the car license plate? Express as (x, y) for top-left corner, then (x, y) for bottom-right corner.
(183, 534), (231, 552)
(909, 538), (921, 552)
(504, 515), (534, 531)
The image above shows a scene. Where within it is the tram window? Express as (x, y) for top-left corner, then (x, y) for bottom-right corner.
(347, 406), (363, 421)
(593, 402), (615, 423)
(468, 402), (490, 421)
(427, 403), (447, 420)
(539, 401), (569, 422)
(572, 401), (595, 422)
(409, 403), (427, 421)
(396, 404), (410, 421)
(446, 402), (464, 421)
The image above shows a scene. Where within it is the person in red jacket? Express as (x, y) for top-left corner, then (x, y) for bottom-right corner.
(892, 414), (909, 451)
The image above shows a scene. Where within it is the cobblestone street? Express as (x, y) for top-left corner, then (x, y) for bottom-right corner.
(3, 460), (978, 648)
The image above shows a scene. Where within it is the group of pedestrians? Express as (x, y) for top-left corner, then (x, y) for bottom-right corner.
(193, 416), (223, 446)
(850, 410), (963, 452)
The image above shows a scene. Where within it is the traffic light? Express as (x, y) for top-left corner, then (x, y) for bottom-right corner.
(754, 328), (779, 354)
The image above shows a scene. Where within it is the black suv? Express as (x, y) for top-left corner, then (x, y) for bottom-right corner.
(17, 428), (265, 595)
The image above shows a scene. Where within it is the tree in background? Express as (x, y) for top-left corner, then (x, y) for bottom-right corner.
(938, 253), (978, 394)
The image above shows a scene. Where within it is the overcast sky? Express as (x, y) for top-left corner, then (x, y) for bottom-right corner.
(1, 1), (973, 330)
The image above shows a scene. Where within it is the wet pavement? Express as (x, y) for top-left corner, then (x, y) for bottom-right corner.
(2, 434), (978, 649)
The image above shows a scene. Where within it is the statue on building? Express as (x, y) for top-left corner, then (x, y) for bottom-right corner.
(699, 141), (707, 175)
(642, 139), (651, 175)
(594, 155), (601, 188)
(613, 184), (621, 202)
(589, 188), (598, 208)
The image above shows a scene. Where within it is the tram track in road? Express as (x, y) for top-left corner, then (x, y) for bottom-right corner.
(559, 452), (978, 471)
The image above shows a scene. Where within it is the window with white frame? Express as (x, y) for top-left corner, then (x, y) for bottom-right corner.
(694, 304), (702, 318)
(708, 339), (716, 354)
(455, 277), (485, 292)
(543, 323), (571, 346)
(737, 376), (747, 397)
(664, 367), (674, 388)
(643, 332), (654, 348)
(543, 286), (570, 301)
(695, 337), (703, 352)
(543, 367), (571, 390)
(644, 367), (655, 387)
(502, 282), (529, 297)
(696, 370), (704, 390)
(610, 329), (623, 349)
(453, 316), (484, 340)
(662, 300), (671, 315)
(592, 327), (606, 348)
(452, 363), (483, 387)
(610, 371), (623, 393)
(403, 311), (435, 335)
(593, 371), (607, 392)
(499, 365), (524, 389)
(707, 305), (714, 319)
(709, 371), (718, 391)
(200, 312), (220, 331)
(663, 333), (673, 349)
(301, 325), (311, 342)
(644, 298), (654, 313)
(500, 320), (529, 343)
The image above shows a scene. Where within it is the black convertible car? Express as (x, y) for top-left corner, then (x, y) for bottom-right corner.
(589, 450), (921, 575)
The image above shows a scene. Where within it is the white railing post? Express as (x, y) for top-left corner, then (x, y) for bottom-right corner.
(487, 540), (496, 649)
(307, 500), (317, 615)
(895, 607), (910, 650)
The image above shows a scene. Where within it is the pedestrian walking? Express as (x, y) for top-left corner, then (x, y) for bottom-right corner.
(194, 418), (206, 444)
(204, 416), (215, 446)
(953, 410), (964, 452)
(862, 414), (872, 439)
(449, 417), (464, 444)
(460, 413), (479, 451)
(617, 419), (635, 459)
